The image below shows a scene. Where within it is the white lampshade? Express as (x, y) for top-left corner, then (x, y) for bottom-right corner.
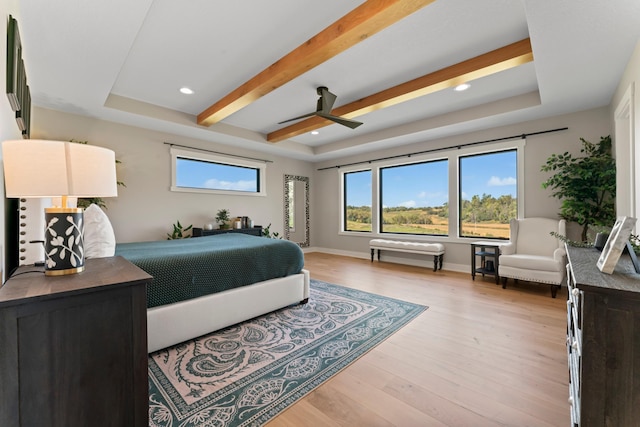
(3, 139), (118, 276)
(2, 140), (118, 199)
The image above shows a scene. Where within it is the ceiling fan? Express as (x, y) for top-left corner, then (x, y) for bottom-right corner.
(278, 86), (363, 129)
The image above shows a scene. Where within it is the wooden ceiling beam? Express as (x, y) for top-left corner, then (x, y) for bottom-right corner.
(267, 38), (534, 142)
(196, 0), (436, 127)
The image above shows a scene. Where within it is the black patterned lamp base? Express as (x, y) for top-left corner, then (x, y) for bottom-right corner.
(44, 207), (85, 276)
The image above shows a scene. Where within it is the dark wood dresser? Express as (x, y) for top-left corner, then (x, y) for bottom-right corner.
(193, 226), (262, 237)
(0, 256), (152, 427)
(566, 246), (640, 427)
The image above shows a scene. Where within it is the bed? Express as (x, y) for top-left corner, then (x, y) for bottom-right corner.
(114, 233), (309, 353)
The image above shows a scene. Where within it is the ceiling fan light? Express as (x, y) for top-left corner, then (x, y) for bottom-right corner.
(454, 83), (471, 92)
(179, 87), (194, 95)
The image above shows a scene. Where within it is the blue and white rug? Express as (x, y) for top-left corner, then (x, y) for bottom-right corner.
(148, 279), (427, 427)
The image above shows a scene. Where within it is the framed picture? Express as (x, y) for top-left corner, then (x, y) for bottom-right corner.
(6, 15), (21, 112)
(597, 216), (637, 274)
(627, 241), (640, 274)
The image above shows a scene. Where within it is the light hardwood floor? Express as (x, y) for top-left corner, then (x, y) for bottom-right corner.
(267, 252), (569, 427)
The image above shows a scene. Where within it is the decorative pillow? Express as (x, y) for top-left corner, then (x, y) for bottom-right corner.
(83, 204), (116, 258)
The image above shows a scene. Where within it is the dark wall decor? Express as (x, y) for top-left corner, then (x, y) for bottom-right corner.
(6, 15), (30, 138)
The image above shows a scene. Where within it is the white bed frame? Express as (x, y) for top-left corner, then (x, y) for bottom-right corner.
(147, 269), (310, 353)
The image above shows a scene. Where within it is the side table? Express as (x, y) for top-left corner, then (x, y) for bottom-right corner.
(471, 241), (502, 285)
(0, 256), (152, 427)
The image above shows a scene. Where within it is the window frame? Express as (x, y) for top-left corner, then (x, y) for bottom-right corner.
(379, 158), (449, 237)
(170, 147), (266, 197)
(338, 139), (525, 242)
(342, 168), (373, 233)
(457, 148), (519, 240)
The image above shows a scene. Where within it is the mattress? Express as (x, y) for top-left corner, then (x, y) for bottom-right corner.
(115, 234), (304, 308)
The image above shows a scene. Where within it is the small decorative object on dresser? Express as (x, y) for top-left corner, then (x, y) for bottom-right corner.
(596, 216), (637, 273)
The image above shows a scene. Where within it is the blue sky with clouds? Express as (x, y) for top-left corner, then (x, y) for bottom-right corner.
(176, 158), (258, 191)
(346, 150), (517, 207)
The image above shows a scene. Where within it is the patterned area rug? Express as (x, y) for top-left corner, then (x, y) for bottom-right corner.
(148, 279), (427, 427)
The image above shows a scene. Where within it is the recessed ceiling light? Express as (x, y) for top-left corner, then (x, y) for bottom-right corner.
(454, 83), (470, 92)
(179, 87), (194, 95)
(311, 131), (319, 135)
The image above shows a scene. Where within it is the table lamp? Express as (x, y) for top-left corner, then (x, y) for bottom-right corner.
(2, 140), (117, 276)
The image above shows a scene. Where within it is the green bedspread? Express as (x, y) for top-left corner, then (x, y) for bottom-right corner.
(115, 234), (304, 308)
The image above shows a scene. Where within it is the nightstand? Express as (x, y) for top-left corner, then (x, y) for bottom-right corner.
(0, 256), (152, 427)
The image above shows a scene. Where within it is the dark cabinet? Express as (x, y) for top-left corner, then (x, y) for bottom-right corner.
(566, 246), (640, 426)
(193, 226), (263, 237)
(0, 256), (152, 427)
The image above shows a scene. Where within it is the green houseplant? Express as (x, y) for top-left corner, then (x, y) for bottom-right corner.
(541, 135), (616, 242)
(262, 223), (282, 239)
(167, 220), (192, 239)
(215, 209), (231, 229)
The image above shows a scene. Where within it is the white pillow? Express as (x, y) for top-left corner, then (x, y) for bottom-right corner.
(83, 204), (116, 258)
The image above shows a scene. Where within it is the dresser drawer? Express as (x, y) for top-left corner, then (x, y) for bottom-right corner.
(567, 312), (581, 427)
(566, 264), (583, 342)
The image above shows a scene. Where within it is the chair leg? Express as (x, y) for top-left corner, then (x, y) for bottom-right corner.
(551, 285), (560, 298)
(501, 276), (507, 289)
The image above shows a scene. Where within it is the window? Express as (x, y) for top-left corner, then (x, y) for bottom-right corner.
(380, 160), (448, 235)
(339, 139), (524, 239)
(459, 150), (517, 239)
(171, 147), (266, 196)
(343, 170), (372, 232)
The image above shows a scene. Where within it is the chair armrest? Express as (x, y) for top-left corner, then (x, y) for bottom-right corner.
(553, 247), (566, 262)
(501, 242), (515, 255)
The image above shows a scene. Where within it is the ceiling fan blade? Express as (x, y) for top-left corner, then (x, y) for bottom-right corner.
(278, 87), (363, 130)
(277, 111), (316, 124)
(317, 86), (337, 113)
(317, 112), (363, 129)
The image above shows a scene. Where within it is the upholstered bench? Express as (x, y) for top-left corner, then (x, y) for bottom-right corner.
(369, 239), (445, 271)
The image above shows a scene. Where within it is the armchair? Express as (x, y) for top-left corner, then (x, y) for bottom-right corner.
(499, 217), (566, 298)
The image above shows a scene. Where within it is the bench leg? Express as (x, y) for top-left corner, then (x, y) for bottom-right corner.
(377, 249), (381, 261)
(438, 254), (444, 270)
(370, 248), (374, 262)
(432, 255), (438, 272)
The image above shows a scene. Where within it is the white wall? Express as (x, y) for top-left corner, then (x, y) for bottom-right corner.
(32, 107), (314, 243)
(611, 40), (640, 221)
(1, 4), (28, 280)
(312, 107), (611, 270)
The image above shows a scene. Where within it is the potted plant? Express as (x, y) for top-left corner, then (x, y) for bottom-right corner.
(262, 223), (282, 239)
(167, 220), (192, 239)
(216, 209), (231, 229)
(541, 135), (616, 242)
